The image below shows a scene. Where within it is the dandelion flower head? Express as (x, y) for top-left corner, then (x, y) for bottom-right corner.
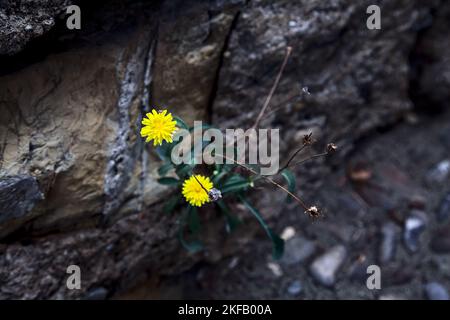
(140, 109), (177, 146)
(182, 175), (214, 207)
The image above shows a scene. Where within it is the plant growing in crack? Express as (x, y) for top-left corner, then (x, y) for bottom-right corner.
(140, 47), (337, 259)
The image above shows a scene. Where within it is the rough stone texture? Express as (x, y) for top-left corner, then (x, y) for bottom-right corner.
(1, 0), (450, 299)
(411, 0), (450, 111)
(168, 108), (450, 300)
(0, 8), (166, 237)
(212, 0), (434, 156)
(151, 0), (241, 124)
(0, 0), (72, 55)
(0, 175), (43, 224)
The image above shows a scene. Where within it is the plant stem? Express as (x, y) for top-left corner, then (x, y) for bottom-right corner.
(252, 46), (292, 130)
(216, 153), (309, 211)
(278, 144), (308, 173)
(192, 173), (210, 196)
(290, 152), (328, 168)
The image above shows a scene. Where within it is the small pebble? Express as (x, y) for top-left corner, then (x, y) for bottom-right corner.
(403, 211), (426, 253)
(287, 280), (302, 296)
(437, 193), (450, 222)
(280, 226), (296, 241)
(427, 160), (450, 184)
(281, 237), (316, 265)
(288, 20), (297, 27)
(379, 222), (398, 264)
(267, 262), (283, 277)
(309, 245), (347, 287)
(302, 86), (311, 95)
(85, 287), (108, 300)
(424, 282), (449, 300)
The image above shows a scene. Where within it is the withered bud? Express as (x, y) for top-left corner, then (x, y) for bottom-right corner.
(326, 143), (337, 154)
(302, 133), (313, 146)
(208, 188), (222, 202)
(305, 206), (321, 218)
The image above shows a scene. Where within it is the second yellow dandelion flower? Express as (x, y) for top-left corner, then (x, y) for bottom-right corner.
(140, 109), (178, 146)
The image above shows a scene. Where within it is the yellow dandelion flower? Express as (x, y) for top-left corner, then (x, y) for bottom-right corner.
(140, 109), (178, 146)
(182, 175), (214, 207)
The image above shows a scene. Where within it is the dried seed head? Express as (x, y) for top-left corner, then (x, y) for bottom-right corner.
(326, 143), (337, 154)
(305, 206), (321, 218)
(208, 188), (222, 202)
(303, 133), (313, 146)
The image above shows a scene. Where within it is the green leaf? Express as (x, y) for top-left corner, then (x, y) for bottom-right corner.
(155, 141), (173, 161)
(188, 207), (201, 234)
(158, 162), (174, 176)
(157, 177), (180, 185)
(238, 195), (285, 260)
(163, 194), (180, 214)
(173, 116), (189, 130)
(220, 175), (251, 194)
(178, 207), (203, 253)
(281, 169), (296, 203)
(212, 170), (228, 185)
(216, 200), (241, 233)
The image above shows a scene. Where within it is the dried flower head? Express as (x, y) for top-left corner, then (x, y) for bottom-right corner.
(326, 143), (337, 154)
(182, 175), (213, 207)
(140, 109), (178, 146)
(302, 133), (313, 146)
(305, 206), (321, 218)
(208, 188), (222, 202)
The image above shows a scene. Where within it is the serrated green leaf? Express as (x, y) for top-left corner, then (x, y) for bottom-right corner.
(157, 177), (180, 185)
(281, 169), (296, 203)
(238, 195), (285, 260)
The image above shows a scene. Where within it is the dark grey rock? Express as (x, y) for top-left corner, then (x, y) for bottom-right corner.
(0, 175), (43, 224)
(424, 282), (449, 300)
(379, 222), (398, 264)
(430, 227), (450, 254)
(286, 280), (302, 296)
(309, 245), (347, 287)
(403, 211), (427, 253)
(0, 0), (72, 55)
(414, 1), (450, 110)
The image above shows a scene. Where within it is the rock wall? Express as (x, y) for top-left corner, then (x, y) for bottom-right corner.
(0, 0), (448, 299)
